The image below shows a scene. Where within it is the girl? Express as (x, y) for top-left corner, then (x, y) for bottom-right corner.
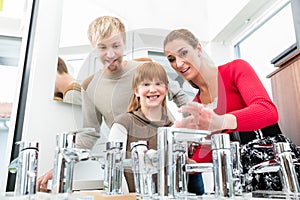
(108, 61), (204, 195)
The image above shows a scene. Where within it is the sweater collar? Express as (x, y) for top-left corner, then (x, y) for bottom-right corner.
(132, 109), (173, 127)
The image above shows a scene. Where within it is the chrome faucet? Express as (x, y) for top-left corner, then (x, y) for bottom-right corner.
(103, 141), (123, 195)
(157, 127), (210, 198)
(211, 133), (234, 198)
(274, 142), (300, 193)
(51, 128), (94, 194)
(156, 128), (245, 199)
(131, 141), (156, 198)
(13, 141), (39, 196)
(231, 141), (243, 196)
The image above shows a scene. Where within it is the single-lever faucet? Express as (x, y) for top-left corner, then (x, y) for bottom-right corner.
(156, 128), (245, 199)
(131, 141), (156, 198)
(157, 127), (210, 198)
(211, 133), (234, 198)
(231, 141), (243, 196)
(12, 141), (39, 196)
(51, 128), (94, 194)
(103, 141), (123, 195)
(274, 142), (300, 193)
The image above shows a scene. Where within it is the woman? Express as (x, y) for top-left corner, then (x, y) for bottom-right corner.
(108, 61), (204, 195)
(163, 29), (299, 191)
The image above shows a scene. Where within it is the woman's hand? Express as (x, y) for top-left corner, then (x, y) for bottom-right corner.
(174, 102), (237, 132)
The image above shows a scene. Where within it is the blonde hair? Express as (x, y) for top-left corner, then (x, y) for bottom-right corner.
(128, 61), (169, 112)
(87, 16), (126, 48)
(163, 29), (215, 89)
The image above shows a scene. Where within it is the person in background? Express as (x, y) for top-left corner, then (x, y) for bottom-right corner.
(0, 102), (12, 118)
(109, 61), (204, 195)
(163, 28), (300, 191)
(54, 57), (82, 105)
(37, 16), (188, 192)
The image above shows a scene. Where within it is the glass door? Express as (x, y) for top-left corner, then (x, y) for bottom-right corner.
(0, 0), (36, 192)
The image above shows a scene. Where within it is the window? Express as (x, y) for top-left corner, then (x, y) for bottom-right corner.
(235, 2), (295, 99)
(0, 36), (22, 102)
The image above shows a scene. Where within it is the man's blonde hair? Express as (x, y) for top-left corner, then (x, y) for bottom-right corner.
(87, 16), (126, 48)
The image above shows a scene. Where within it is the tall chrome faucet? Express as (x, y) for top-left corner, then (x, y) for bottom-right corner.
(211, 133), (234, 198)
(130, 141), (156, 198)
(274, 142), (300, 193)
(14, 141), (39, 196)
(51, 128), (94, 194)
(157, 127), (210, 198)
(103, 141), (123, 195)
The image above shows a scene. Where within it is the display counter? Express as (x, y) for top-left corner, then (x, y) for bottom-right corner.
(2, 190), (300, 199)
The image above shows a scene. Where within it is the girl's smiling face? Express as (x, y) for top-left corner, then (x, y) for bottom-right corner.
(135, 78), (168, 109)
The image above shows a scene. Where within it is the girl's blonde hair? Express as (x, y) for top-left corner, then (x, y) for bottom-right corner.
(87, 16), (126, 48)
(128, 61), (169, 112)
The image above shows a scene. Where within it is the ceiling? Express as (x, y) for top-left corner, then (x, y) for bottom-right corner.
(58, 0), (288, 49)
(0, 0), (289, 48)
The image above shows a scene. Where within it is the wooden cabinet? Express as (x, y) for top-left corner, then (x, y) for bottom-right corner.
(268, 48), (300, 145)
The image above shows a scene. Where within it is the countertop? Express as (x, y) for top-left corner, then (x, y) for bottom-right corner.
(1, 190), (298, 199)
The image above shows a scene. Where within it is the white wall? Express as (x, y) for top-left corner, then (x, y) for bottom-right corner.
(205, 42), (235, 66)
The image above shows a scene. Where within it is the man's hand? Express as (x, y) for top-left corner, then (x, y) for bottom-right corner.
(37, 169), (53, 192)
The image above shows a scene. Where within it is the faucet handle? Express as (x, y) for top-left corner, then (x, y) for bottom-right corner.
(62, 148), (90, 162)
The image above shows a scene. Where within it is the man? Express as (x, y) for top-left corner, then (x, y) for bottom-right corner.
(76, 15), (188, 149)
(37, 15), (188, 191)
